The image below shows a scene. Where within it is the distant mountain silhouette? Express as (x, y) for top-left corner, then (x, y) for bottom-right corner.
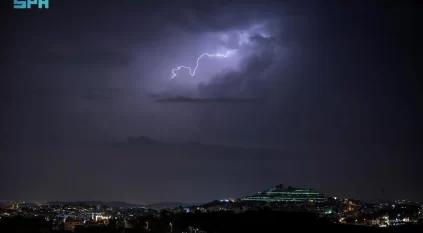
(144, 202), (195, 209)
(46, 201), (199, 209)
(46, 201), (141, 208)
(120, 136), (208, 149)
(126, 136), (163, 145)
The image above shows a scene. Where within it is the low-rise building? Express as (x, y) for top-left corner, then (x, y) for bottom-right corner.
(64, 220), (83, 232)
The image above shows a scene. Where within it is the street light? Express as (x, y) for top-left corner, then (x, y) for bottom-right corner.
(145, 221), (148, 230)
(169, 223), (172, 232)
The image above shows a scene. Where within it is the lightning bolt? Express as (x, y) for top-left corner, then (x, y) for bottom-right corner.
(170, 51), (230, 79)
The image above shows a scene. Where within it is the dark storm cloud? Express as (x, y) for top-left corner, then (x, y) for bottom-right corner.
(83, 88), (124, 101)
(1, 0), (421, 203)
(165, 1), (284, 33)
(23, 48), (133, 67)
(1, 135), (292, 203)
(155, 96), (264, 104)
(155, 31), (279, 101)
(154, 31), (282, 103)
(198, 34), (276, 99)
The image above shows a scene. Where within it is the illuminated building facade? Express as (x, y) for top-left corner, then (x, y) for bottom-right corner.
(241, 184), (325, 203)
(64, 220), (83, 232)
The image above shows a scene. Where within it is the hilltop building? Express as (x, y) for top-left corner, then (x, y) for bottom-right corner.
(241, 184), (325, 203)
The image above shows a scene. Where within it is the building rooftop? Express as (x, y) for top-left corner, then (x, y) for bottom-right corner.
(241, 184), (325, 203)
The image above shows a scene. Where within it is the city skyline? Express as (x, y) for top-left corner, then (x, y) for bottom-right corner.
(0, 175), (420, 205)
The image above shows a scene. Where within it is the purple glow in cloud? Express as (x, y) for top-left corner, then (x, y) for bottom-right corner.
(170, 51), (231, 79)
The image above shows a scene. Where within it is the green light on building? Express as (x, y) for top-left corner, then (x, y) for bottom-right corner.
(241, 184), (325, 203)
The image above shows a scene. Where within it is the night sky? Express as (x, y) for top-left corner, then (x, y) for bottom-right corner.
(0, 0), (421, 204)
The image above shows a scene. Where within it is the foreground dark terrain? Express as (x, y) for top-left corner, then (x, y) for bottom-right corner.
(1, 211), (422, 233)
